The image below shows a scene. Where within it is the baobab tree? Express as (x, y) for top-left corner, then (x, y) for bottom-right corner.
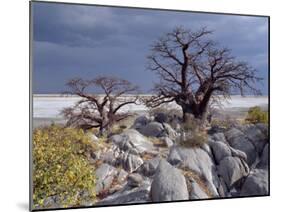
(61, 76), (139, 136)
(146, 26), (261, 122)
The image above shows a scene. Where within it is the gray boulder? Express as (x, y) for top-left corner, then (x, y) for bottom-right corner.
(138, 122), (165, 137)
(95, 163), (118, 194)
(151, 160), (189, 201)
(138, 156), (161, 177)
(154, 112), (169, 123)
(97, 180), (151, 205)
(109, 129), (155, 155)
(162, 123), (178, 140)
(168, 146), (219, 197)
(217, 156), (249, 190)
(229, 146), (248, 161)
(211, 132), (227, 143)
(117, 169), (128, 184)
(189, 179), (209, 200)
(225, 128), (257, 165)
(257, 144), (269, 169)
(209, 140), (231, 163)
(100, 144), (121, 166)
(240, 169), (269, 196)
(240, 124), (268, 154)
(132, 115), (150, 130)
(120, 152), (144, 173)
(127, 173), (143, 187)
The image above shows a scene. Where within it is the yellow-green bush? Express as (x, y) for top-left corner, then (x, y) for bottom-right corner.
(32, 125), (96, 209)
(246, 106), (268, 124)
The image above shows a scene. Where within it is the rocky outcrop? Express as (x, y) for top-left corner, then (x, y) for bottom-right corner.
(240, 169), (269, 196)
(120, 152), (144, 173)
(97, 180), (151, 205)
(109, 129), (155, 155)
(225, 128), (257, 166)
(151, 160), (189, 201)
(95, 163), (118, 194)
(257, 144), (269, 169)
(168, 146), (219, 197)
(209, 140), (232, 163)
(137, 156), (161, 177)
(239, 124), (268, 154)
(189, 179), (209, 200)
(217, 156), (249, 190)
(92, 118), (268, 205)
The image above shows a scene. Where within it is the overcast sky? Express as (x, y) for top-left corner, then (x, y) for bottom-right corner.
(32, 2), (268, 94)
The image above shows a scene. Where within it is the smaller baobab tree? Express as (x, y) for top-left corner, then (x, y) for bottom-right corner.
(61, 76), (140, 136)
(146, 26), (262, 123)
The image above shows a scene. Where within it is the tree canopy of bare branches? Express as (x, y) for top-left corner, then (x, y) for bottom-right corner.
(146, 26), (262, 121)
(61, 76), (139, 135)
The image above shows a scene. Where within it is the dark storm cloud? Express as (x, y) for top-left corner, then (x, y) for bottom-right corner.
(32, 2), (268, 94)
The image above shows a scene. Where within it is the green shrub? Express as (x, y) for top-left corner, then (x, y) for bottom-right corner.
(246, 106), (268, 124)
(32, 125), (96, 209)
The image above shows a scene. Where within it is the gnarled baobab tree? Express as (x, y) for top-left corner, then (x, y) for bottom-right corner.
(61, 76), (139, 135)
(146, 26), (261, 122)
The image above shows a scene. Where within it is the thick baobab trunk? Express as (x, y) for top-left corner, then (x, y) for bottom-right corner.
(181, 99), (210, 124)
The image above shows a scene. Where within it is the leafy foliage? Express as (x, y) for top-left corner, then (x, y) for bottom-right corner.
(246, 106), (268, 124)
(32, 125), (96, 208)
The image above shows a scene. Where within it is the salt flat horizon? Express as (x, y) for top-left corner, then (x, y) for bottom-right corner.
(33, 94), (268, 119)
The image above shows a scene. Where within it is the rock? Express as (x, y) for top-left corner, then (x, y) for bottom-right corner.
(132, 115), (150, 129)
(151, 160), (189, 201)
(109, 129), (155, 155)
(91, 134), (99, 142)
(162, 123), (178, 140)
(209, 141), (231, 163)
(117, 169), (128, 184)
(257, 144), (269, 169)
(217, 156), (249, 190)
(100, 144), (121, 165)
(121, 152), (144, 173)
(97, 180), (151, 205)
(240, 124), (268, 154)
(225, 128), (257, 165)
(90, 149), (102, 161)
(95, 163), (118, 194)
(41, 195), (61, 209)
(167, 146), (219, 197)
(138, 122), (165, 137)
(200, 142), (213, 157)
(160, 137), (173, 148)
(154, 112), (169, 123)
(189, 179), (209, 200)
(240, 169), (269, 196)
(138, 157), (161, 177)
(255, 123), (268, 136)
(217, 176), (228, 197)
(229, 146), (247, 161)
(211, 132), (227, 143)
(127, 173), (143, 187)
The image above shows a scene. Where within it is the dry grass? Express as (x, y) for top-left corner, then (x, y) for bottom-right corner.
(179, 131), (208, 148)
(141, 152), (157, 161)
(182, 168), (213, 198)
(148, 137), (167, 148)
